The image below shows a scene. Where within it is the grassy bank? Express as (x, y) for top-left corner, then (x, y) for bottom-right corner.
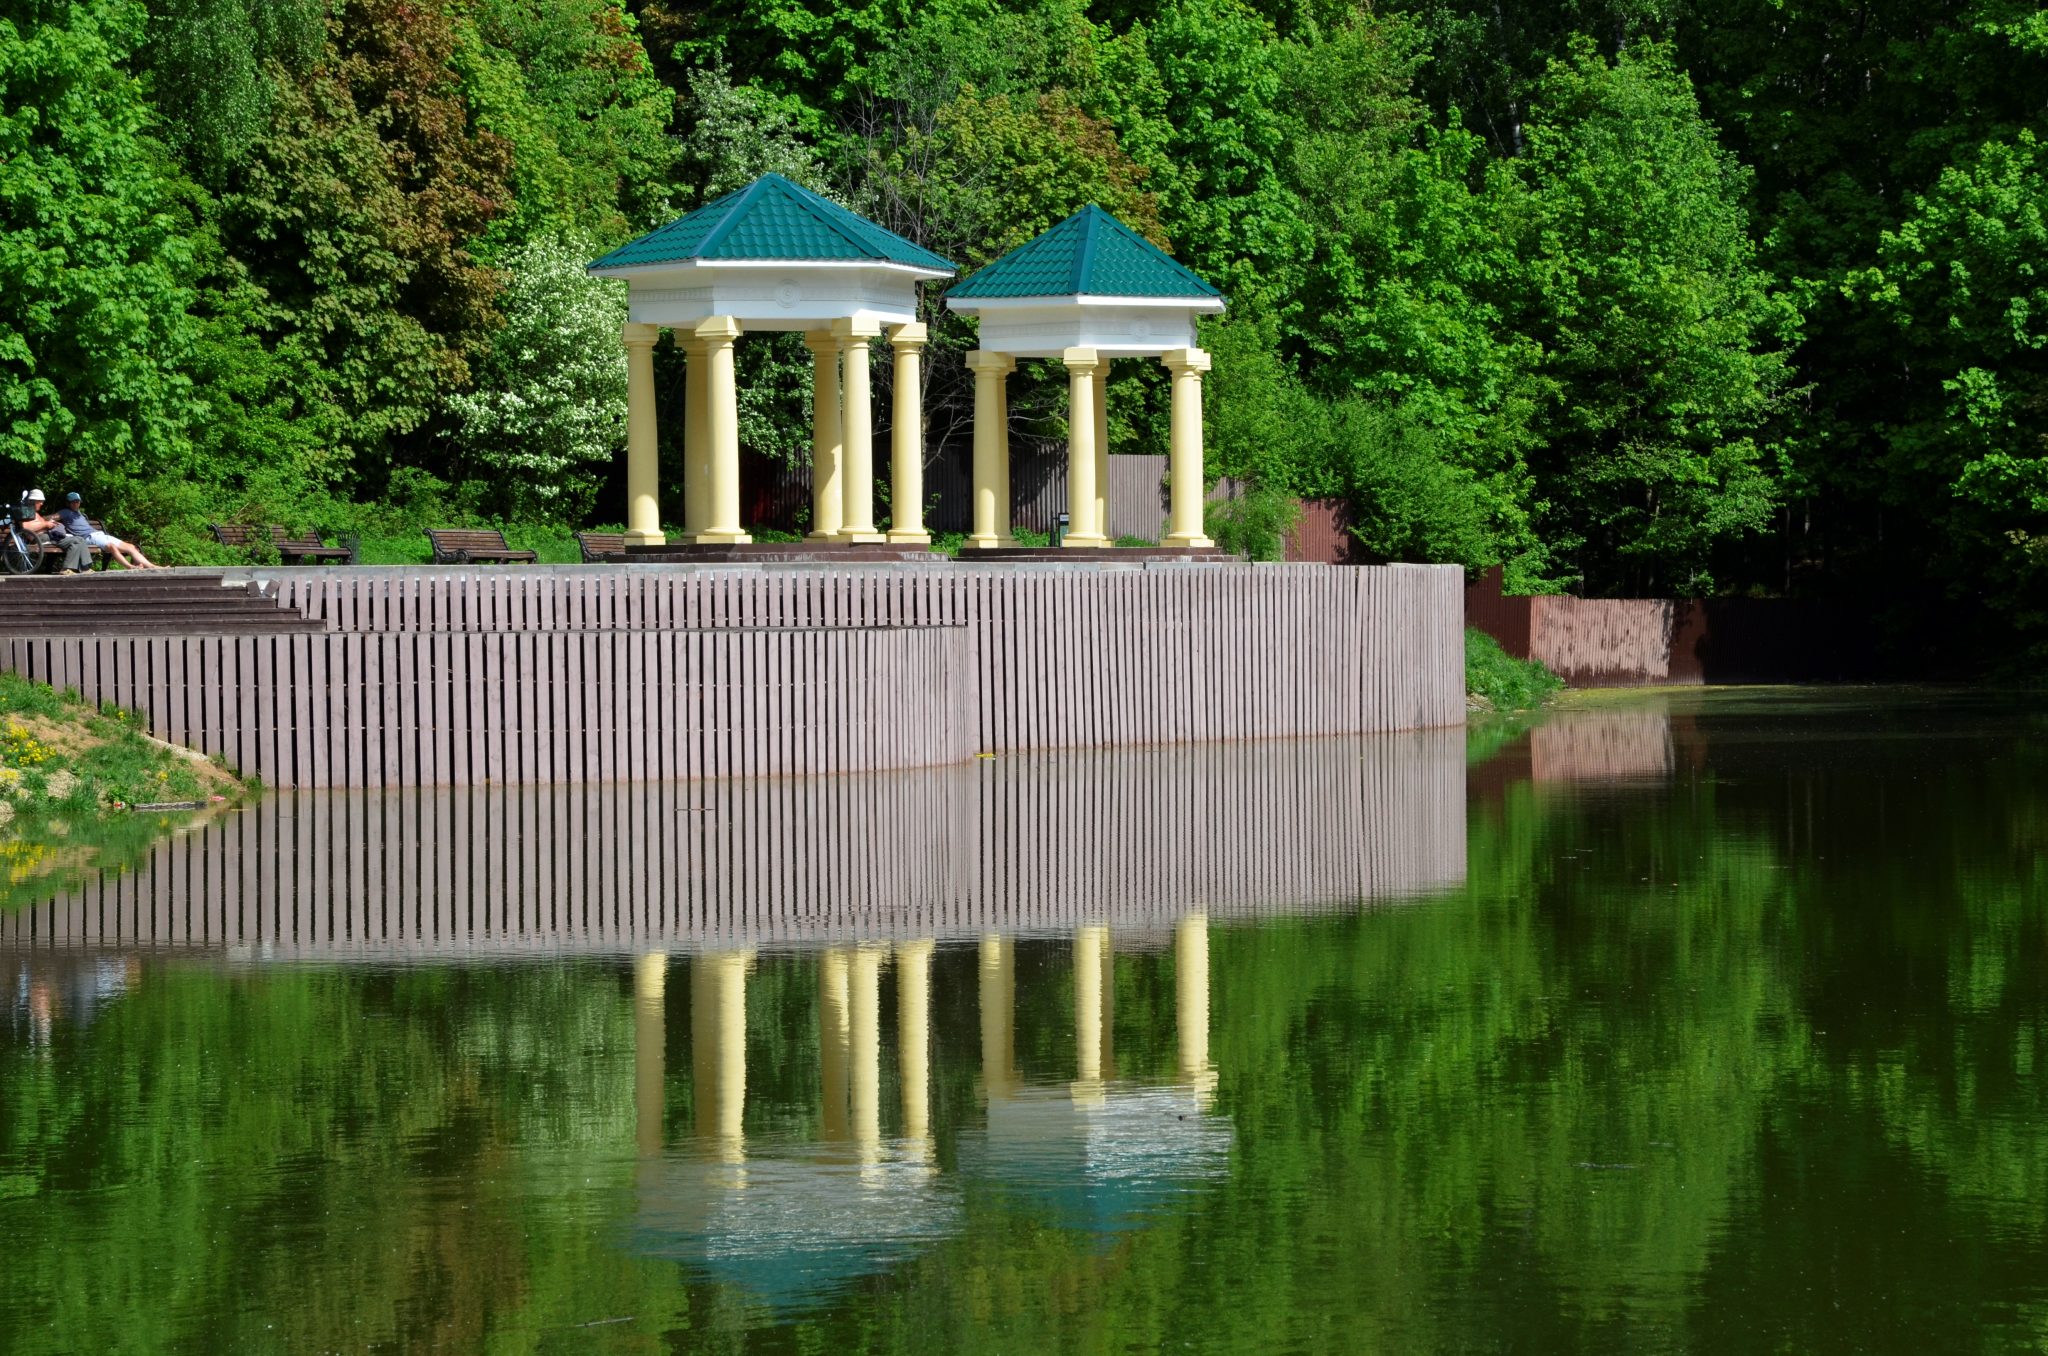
(0, 673), (251, 815)
(0, 673), (256, 909)
(1466, 627), (1563, 714)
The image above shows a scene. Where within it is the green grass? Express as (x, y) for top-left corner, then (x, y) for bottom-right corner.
(353, 525), (585, 565)
(1465, 627), (1563, 713)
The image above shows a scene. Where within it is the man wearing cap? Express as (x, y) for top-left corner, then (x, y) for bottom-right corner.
(18, 490), (94, 574)
(55, 492), (159, 569)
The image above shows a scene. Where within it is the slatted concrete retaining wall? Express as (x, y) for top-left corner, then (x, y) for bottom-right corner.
(0, 731), (1465, 957)
(0, 625), (976, 788)
(0, 562), (1463, 789)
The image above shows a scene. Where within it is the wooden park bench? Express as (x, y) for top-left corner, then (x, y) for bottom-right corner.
(425, 528), (538, 565)
(211, 523), (356, 564)
(575, 531), (628, 563)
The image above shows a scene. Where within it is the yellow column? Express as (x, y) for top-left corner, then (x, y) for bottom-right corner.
(1161, 348), (1216, 548)
(680, 334), (710, 541)
(897, 939), (934, 1152)
(692, 950), (752, 1161)
(803, 332), (843, 542)
(965, 352), (1016, 550)
(818, 947), (851, 1140)
(1092, 363), (1110, 546)
(634, 952), (666, 1156)
(693, 316), (750, 544)
(833, 318), (884, 542)
(622, 323), (665, 546)
(1176, 914), (1214, 1103)
(1062, 348), (1108, 547)
(849, 945), (884, 1160)
(886, 323), (931, 544)
(979, 933), (1014, 1099)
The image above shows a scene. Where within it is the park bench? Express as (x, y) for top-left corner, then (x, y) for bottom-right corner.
(576, 531), (628, 563)
(425, 528), (538, 565)
(211, 523), (356, 564)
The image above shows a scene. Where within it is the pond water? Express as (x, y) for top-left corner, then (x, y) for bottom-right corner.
(3, 689), (2045, 1353)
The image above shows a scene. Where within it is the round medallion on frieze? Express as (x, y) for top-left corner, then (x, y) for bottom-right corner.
(774, 278), (802, 308)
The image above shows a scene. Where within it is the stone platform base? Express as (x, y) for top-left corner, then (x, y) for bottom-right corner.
(959, 546), (1235, 562)
(625, 542), (946, 564)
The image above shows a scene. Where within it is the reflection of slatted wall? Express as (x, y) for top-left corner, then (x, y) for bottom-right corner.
(0, 732), (1465, 957)
(0, 563), (1463, 789)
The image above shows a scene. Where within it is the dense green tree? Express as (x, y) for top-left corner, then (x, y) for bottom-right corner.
(0, 0), (203, 481)
(459, 0), (678, 247)
(222, 0), (513, 486)
(1508, 42), (1798, 594)
(134, 0), (324, 185)
(1856, 131), (2048, 649)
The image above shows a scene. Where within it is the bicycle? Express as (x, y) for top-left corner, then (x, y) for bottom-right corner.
(0, 514), (43, 576)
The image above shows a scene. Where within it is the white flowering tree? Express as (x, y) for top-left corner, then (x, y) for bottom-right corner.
(447, 232), (628, 519)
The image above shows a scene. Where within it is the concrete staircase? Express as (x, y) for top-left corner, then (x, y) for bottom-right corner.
(0, 571), (322, 635)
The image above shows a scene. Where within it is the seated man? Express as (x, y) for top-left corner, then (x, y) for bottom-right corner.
(56, 491), (159, 570)
(19, 489), (95, 574)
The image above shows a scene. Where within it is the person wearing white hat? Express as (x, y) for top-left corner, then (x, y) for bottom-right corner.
(17, 490), (93, 573)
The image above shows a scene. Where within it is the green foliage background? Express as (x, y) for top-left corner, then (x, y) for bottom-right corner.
(2, 0), (2043, 659)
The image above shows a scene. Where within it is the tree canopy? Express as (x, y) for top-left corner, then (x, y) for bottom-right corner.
(0, 0), (2041, 658)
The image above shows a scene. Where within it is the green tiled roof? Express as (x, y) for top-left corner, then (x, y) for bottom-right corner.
(588, 174), (953, 273)
(948, 206), (1221, 300)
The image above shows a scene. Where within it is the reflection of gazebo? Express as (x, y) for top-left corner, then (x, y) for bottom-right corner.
(625, 917), (1220, 1306)
(587, 174), (955, 547)
(633, 1151), (961, 1313)
(945, 206), (1225, 550)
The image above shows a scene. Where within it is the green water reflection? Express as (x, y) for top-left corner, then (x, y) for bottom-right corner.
(4, 690), (2047, 1352)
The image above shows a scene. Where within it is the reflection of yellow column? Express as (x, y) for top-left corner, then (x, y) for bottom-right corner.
(1098, 928), (1115, 1081)
(622, 323), (664, 545)
(1091, 363), (1110, 546)
(803, 332), (843, 541)
(834, 319), (884, 543)
(897, 940), (933, 1149)
(979, 934), (1014, 1098)
(1176, 914), (1213, 1101)
(693, 317), (750, 544)
(1074, 925), (1106, 1087)
(849, 945), (884, 1157)
(965, 352), (1016, 549)
(819, 948), (851, 1140)
(886, 323), (930, 544)
(1161, 348), (1215, 548)
(1062, 348), (1108, 547)
(635, 952), (666, 1156)
(692, 951), (752, 1161)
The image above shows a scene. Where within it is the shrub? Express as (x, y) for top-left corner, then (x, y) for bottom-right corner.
(1206, 481), (1301, 561)
(1465, 627), (1562, 712)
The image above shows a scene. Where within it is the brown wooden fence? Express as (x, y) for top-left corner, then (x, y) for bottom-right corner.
(0, 563), (1463, 789)
(0, 729), (1465, 957)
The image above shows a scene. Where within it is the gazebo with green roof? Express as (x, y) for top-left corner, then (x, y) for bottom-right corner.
(946, 205), (1225, 550)
(588, 174), (954, 547)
